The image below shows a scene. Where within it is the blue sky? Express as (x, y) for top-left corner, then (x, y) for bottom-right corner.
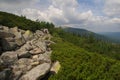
(0, 0), (120, 32)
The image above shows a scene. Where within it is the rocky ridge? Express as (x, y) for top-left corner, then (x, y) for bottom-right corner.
(0, 26), (53, 80)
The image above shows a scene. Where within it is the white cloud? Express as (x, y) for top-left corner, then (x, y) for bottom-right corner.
(104, 0), (120, 17)
(0, 0), (120, 32)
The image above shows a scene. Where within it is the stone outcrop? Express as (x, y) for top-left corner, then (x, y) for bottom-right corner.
(0, 26), (53, 80)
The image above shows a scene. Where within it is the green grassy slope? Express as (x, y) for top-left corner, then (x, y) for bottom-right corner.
(0, 11), (54, 32)
(49, 34), (120, 80)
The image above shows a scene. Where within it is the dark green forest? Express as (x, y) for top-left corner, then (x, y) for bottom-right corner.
(0, 11), (54, 32)
(0, 11), (120, 80)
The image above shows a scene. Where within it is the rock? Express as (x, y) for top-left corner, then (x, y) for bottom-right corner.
(23, 30), (33, 41)
(29, 48), (44, 55)
(17, 50), (31, 58)
(33, 40), (46, 51)
(35, 30), (44, 37)
(38, 51), (51, 63)
(11, 71), (22, 80)
(0, 32), (15, 38)
(50, 61), (61, 74)
(0, 26), (52, 80)
(15, 33), (26, 46)
(5, 37), (15, 42)
(42, 29), (49, 34)
(12, 58), (33, 73)
(19, 41), (33, 51)
(1, 38), (17, 51)
(0, 68), (11, 80)
(0, 51), (18, 66)
(31, 61), (40, 66)
(3, 26), (9, 32)
(20, 63), (51, 80)
(0, 26), (3, 30)
(11, 58), (33, 80)
(9, 27), (18, 33)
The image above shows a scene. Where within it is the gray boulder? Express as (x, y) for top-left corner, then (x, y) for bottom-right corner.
(11, 58), (33, 80)
(14, 32), (26, 46)
(17, 50), (31, 58)
(0, 68), (11, 80)
(0, 32), (15, 38)
(1, 40), (17, 51)
(29, 48), (44, 55)
(0, 51), (18, 66)
(20, 63), (51, 80)
(23, 30), (33, 41)
(38, 51), (51, 63)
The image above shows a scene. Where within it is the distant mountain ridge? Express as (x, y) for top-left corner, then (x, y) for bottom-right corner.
(97, 32), (120, 43)
(63, 27), (113, 42)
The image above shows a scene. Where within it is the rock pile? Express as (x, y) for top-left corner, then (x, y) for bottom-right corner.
(0, 26), (53, 80)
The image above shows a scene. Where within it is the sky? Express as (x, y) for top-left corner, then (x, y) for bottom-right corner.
(0, 0), (120, 32)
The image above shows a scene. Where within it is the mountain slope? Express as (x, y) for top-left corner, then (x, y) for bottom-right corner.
(98, 32), (120, 43)
(63, 27), (112, 42)
(49, 30), (120, 80)
(0, 11), (54, 32)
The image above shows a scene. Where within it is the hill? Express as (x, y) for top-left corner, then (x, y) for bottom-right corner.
(0, 11), (54, 32)
(63, 27), (118, 43)
(98, 32), (120, 43)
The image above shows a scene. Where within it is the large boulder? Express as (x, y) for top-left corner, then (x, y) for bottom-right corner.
(38, 51), (51, 63)
(23, 30), (33, 41)
(17, 50), (31, 58)
(0, 68), (11, 80)
(11, 58), (33, 80)
(0, 32), (15, 38)
(20, 63), (51, 80)
(29, 48), (44, 55)
(0, 51), (18, 66)
(14, 32), (26, 46)
(50, 61), (61, 74)
(19, 41), (33, 51)
(1, 38), (17, 51)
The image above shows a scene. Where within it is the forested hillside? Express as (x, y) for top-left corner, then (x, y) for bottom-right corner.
(0, 11), (54, 32)
(0, 11), (120, 80)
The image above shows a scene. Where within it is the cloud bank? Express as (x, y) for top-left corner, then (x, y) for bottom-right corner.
(0, 0), (120, 32)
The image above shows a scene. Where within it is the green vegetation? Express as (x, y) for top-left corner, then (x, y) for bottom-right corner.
(0, 11), (54, 32)
(49, 28), (120, 80)
(0, 11), (120, 80)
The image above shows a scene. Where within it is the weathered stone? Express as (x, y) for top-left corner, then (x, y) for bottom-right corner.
(31, 61), (40, 66)
(15, 33), (26, 46)
(5, 37), (15, 42)
(35, 30), (44, 37)
(20, 63), (51, 80)
(29, 48), (44, 55)
(38, 51), (51, 63)
(11, 71), (22, 80)
(0, 26), (3, 30)
(9, 27), (18, 33)
(50, 61), (61, 74)
(1, 39), (17, 51)
(3, 26), (9, 32)
(0, 51), (18, 66)
(0, 26), (52, 80)
(0, 31), (15, 38)
(20, 41), (33, 51)
(42, 29), (49, 34)
(32, 40), (46, 51)
(23, 30), (33, 41)
(12, 58), (33, 79)
(17, 50), (31, 58)
(0, 68), (11, 80)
